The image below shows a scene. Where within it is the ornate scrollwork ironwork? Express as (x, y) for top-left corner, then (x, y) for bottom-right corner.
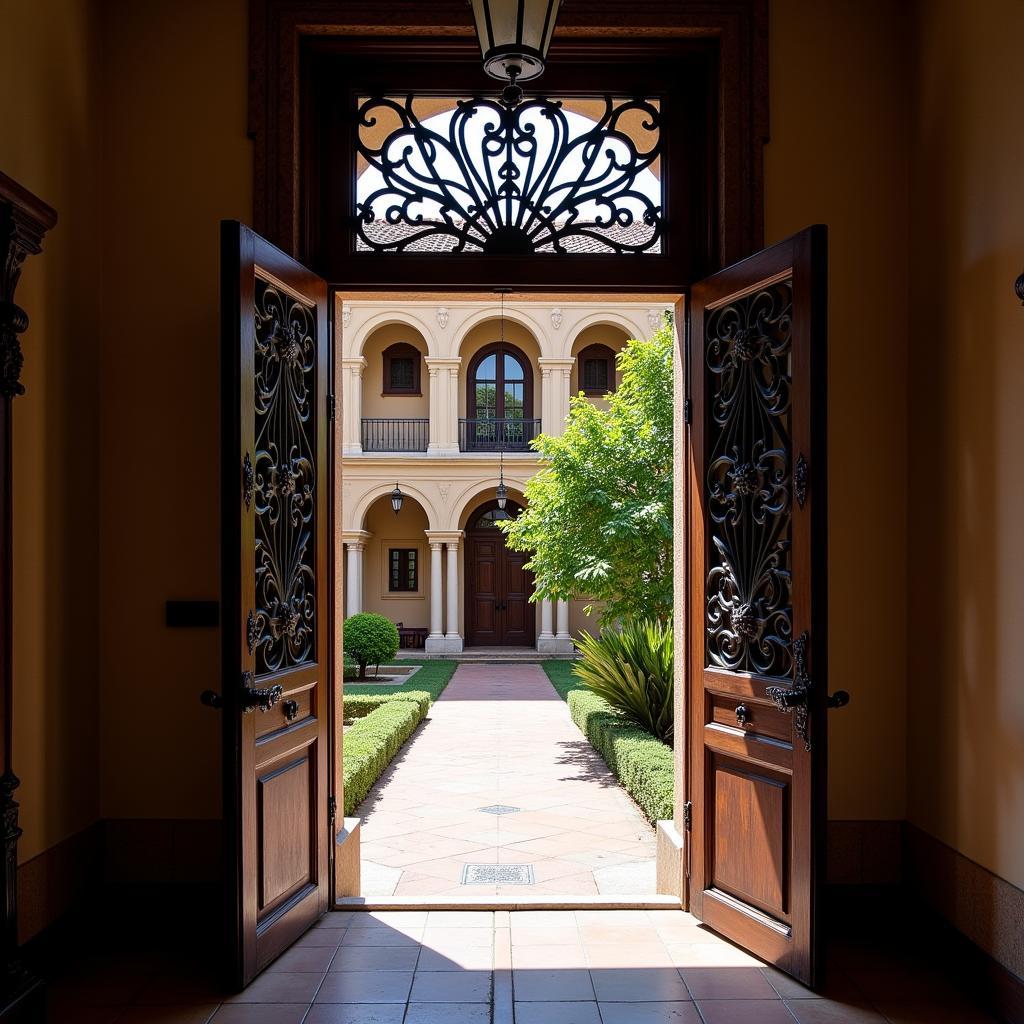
(705, 282), (794, 677)
(239, 670), (284, 714)
(242, 451), (254, 511)
(766, 631), (812, 750)
(355, 94), (663, 255)
(794, 453), (808, 509)
(252, 280), (317, 675)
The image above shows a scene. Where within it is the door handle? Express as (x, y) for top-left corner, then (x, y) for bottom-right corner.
(827, 690), (850, 709)
(240, 671), (284, 714)
(200, 690), (223, 710)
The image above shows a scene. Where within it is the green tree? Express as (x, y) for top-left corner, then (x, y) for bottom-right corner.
(344, 613), (400, 680)
(501, 324), (674, 622)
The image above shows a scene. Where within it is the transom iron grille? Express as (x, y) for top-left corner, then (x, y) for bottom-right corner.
(355, 94), (663, 256)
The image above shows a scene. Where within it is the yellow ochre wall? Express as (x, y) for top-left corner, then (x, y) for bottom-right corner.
(905, 0), (1024, 892)
(0, 0), (103, 865)
(361, 324), (430, 422)
(766, 0), (910, 824)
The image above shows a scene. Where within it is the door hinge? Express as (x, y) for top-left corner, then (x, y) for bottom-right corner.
(683, 397), (692, 425)
(327, 393), (337, 422)
(683, 801), (692, 832)
(328, 795), (337, 826)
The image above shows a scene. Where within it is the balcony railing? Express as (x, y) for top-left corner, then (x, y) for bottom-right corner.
(459, 418), (541, 452)
(361, 418), (429, 452)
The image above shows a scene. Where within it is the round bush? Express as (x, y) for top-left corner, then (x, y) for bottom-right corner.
(344, 613), (400, 679)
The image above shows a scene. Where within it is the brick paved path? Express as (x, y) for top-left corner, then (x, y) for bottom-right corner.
(357, 663), (657, 898)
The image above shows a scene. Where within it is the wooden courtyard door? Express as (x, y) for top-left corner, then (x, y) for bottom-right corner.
(465, 500), (535, 647)
(684, 226), (835, 987)
(217, 221), (333, 987)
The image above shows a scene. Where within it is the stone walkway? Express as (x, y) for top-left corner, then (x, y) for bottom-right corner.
(358, 663), (657, 899)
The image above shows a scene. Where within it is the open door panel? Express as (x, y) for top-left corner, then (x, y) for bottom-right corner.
(686, 226), (829, 987)
(220, 221), (332, 987)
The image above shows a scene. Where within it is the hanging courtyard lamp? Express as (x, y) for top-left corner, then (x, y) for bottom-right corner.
(470, 0), (562, 105)
(390, 483), (405, 514)
(496, 451), (508, 511)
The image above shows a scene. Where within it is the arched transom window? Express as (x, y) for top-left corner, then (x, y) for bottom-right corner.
(469, 343), (532, 421)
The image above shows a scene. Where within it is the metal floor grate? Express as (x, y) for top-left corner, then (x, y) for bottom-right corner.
(477, 804), (521, 816)
(460, 864), (535, 885)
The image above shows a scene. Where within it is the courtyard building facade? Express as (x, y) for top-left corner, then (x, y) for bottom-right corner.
(339, 294), (673, 652)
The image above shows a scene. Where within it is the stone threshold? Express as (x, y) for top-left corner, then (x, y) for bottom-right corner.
(335, 895), (681, 911)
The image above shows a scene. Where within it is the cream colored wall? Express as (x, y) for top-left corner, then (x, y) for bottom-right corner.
(767, 0), (910, 823)
(96, 0), (252, 821)
(0, 0), (102, 865)
(905, 0), (1024, 890)
(361, 324), (429, 421)
(361, 497), (430, 629)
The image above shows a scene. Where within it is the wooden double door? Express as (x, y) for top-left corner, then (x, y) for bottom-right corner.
(464, 500), (535, 647)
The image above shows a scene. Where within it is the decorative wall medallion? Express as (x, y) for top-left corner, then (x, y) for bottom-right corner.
(355, 94), (663, 254)
(438, 482), (451, 500)
(550, 307), (563, 330)
(704, 281), (794, 678)
(436, 306), (449, 329)
(252, 280), (317, 675)
(648, 308), (662, 330)
(341, 305), (351, 328)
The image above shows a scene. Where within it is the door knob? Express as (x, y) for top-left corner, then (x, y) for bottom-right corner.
(240, 671), (283, 714)
(735, 704), (750, 727)
(827, 690), (850, 709)
(200, 690), (223, 710)
(282, 699), (300, 721)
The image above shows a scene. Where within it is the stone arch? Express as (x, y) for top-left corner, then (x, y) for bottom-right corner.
(349, 310), (437, 360)
(561, 311), (645, 358)
(348, 482), (440, 533)
(450, 479), (530, 532)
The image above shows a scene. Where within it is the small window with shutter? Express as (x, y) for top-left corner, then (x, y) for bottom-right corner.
(382, 343), (421, 395)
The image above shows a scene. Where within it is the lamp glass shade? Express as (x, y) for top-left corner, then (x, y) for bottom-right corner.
(470, 0), (561, 83)
(390, 484), (404, 514)
(495, 480), (508, 510)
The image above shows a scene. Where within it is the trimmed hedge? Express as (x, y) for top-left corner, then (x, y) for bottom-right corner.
(543, 661), (674, 823)
(343, 698), (427, 815)
(344, 690), (432, 720)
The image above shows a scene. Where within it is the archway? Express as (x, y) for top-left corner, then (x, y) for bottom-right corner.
(463, 498), (535, 647)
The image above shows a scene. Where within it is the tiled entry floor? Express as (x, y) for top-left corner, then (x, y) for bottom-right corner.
(357, 664), (657, 899)
(45, 908), (1000, 1022)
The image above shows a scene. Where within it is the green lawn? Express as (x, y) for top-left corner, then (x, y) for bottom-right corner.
(344, 658), (458, 703)
(541, 659), (675, 824)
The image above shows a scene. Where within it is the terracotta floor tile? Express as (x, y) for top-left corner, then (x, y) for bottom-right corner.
(782, 999), (888, 1024)
(225, 971), (323, 1003)
(696, 999), (798, 1023)
(115, 1007), (221, 1024)
(211, 1006), (311, 1024)
(303, 1004), (406, 1023)
(328, 945), (420, 972)
(585, 944), (675, 969)
(510, 925), (581, 946)
(513, 1000), (602, 1023)
(512, 968), (595, 1001)
(417, 945), (495, 971)
(512, 944), (589, 969)
(404, 1003), (491, 1024)
(409, 969), (492, 1002)
(597, 1003), (702, 1024)
(265, 945), (338, 973)
(679, 967), (778, 1000)
(314, 970), (413, 1003)
(590, 967), (691, 1002)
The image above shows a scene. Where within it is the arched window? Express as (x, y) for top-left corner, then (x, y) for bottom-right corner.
(468, 343), (533, 420)
(578, 343), (617, 395)
(382, 342), (421, 395)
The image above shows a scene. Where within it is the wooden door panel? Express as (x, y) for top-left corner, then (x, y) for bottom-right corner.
(502, 549), (534, 646)
(221, 221), (331, 988)
(686, 226), (828, 987)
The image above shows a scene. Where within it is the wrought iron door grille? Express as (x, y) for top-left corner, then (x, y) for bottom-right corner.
(459, 418), (540, 452)
(355, 94), (663, 256)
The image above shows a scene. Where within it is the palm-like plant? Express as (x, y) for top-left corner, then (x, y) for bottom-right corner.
(573, 619), (674, 746)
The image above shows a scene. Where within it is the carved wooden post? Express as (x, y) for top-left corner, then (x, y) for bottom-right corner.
(0, 172), (56, 1020)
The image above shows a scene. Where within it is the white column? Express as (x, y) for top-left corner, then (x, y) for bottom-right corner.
(540, 599), (554, 639)
(556, 599), (571, 638)
(425, 539), (445, 651)
(343, 535), (369, 618)
(341, 356), (366, 455)
(538, 358), (575, 438)
(444, 536), (463, 653)
(425, 357), (462, 454)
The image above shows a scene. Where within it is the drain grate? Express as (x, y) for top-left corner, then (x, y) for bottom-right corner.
(460, 864), (535, 885)
(477, 804), (521, 816)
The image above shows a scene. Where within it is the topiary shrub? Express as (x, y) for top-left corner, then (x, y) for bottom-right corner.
(573, 618), (674, 746)
(343, 613), (400, 680)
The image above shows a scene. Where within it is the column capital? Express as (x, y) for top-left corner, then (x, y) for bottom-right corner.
(538, 357), (576, 371)
(342, 529), (372, 550)
(425, 530), (464, 546)
(424, 356), (462, 369)
(342, 356), (367, 374)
